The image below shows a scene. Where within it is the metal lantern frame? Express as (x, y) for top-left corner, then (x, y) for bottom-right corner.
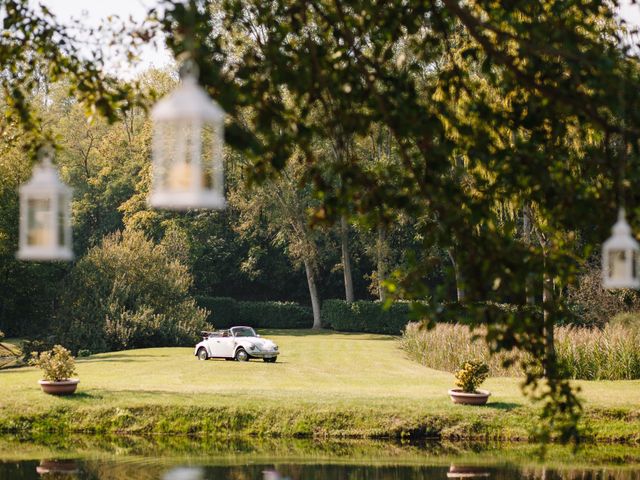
(149, 70), (226, 211)
(17, 152), (73, 261)
(602, 209), (640, 289)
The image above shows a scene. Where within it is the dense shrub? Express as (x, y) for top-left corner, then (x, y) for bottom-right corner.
(401, 322), (640, 380)
(321, 299), (411, 334)
(237, 301), (313, 328)
(56, 230), (209, 353)
(566, 263), (640, 327)
(195, 297), (238, 328)
(21, 338), (55, 362)
(197, 296), (313, 329)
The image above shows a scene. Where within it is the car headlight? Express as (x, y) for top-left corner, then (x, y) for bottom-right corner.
(273, 345), (278, 351)
(249, 344), (258, 351)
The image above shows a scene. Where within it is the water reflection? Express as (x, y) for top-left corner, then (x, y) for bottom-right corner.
(163, 467), (204, 480)
(447, 465), (491, 478)
(24, 461), (640, 480)
(262, 469), (290, 480)
(36, 459), (79, 475)
(0, 435), (636, 480)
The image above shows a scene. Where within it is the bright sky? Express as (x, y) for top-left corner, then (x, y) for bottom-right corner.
(32, 0), (640, 78)
(620, 0), (640, 28)
(32, 0), (171, 78)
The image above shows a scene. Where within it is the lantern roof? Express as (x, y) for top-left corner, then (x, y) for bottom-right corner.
(19, 157), (71, 195)
(603, 209), (639, 251)
(151, 76), (225, 122)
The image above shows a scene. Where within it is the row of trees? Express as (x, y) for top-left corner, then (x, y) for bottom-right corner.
(0, 72), (449, 335)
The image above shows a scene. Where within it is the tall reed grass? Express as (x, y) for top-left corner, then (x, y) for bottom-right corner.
(400, 322), (640, 380)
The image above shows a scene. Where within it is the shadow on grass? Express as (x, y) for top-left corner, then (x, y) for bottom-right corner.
(100, 353), (173, 358)
(485, 402), (521, 411)
(58, 391), (102, 401)
(260, 329), (336, 337)
(203, 359), (289, 364)
(262, 329), (399, 341)
(79, 354), (171, 363)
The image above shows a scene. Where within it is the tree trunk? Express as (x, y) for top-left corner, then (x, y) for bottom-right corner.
(448, 248), (465, 302)
(340, 216), (355, 303)
(542, 254), (556, 379)
(376, 225), (388, 302)
(304, 258), (322, 329)
(523, 205), (535, 305)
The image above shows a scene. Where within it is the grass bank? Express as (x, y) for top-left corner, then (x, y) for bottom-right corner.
(0, 330), (639, 442)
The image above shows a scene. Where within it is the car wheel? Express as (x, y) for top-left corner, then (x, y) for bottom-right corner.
(263, 357), (277, 363)
(235, 348), (249, 362)
(197, 348), (208, 361)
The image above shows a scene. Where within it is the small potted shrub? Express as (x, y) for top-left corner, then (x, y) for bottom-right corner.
(30, 345), (79, 395)
(448, 360), (490, 405)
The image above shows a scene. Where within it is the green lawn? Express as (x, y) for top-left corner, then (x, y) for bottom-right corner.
(0, 330), (638, 441)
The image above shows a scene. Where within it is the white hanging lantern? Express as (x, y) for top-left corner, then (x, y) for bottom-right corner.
(149, 63), (226, 210)
(17, 150), (73, 261)
(602, 208), (640, 289)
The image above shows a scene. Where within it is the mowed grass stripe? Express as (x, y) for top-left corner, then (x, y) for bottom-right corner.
(0, 331), (505, 401)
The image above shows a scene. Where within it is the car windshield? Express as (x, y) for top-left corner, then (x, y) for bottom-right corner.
(233, 327), (257, 337)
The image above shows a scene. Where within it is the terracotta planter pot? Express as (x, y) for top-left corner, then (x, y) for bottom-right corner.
(447, 388), (490, 405)
(38, 379), (79, 395)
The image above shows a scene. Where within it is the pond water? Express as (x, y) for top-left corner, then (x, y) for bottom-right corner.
(1, 436), (639, 480)
(4, 460), (640, 480)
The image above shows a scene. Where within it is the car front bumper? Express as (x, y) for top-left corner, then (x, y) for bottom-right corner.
(247, 350), (278, 359)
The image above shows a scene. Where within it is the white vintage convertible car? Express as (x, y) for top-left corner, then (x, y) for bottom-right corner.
(194, 326), (279, 362)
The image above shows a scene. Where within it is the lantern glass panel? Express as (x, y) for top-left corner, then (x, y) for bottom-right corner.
(157, 120), (177, 191)
(27, 198), (52, 246)
(609, 249), (628, 280)
(58, 193), (69, 248)
(158, 120), (203, 192)
(201, 121), (223, 192)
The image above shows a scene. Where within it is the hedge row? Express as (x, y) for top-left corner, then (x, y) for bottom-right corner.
(197, 296), (414, 334)
(196, 296), (313, 329)
(320, 299), (412, 335)
(196, 297), (535, 335)
(320, 301), (543, 335)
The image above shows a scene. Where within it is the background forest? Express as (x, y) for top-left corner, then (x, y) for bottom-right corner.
(1, 68), (636, 350)
(0, 71), (447, 343)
